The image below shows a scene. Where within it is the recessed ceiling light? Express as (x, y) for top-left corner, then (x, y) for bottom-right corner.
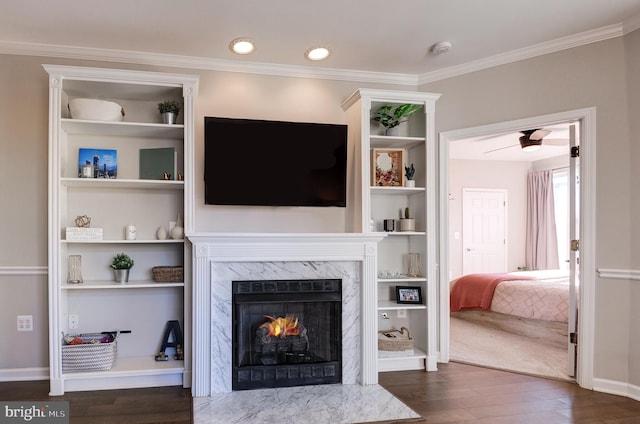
(229, 38), (255, 55)
(305, 46), (331, 61)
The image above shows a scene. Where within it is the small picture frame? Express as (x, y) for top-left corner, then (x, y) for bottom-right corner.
(371, 148), (404, 187)
(395, 286), (422, 304)
(78, 148), (118, 179)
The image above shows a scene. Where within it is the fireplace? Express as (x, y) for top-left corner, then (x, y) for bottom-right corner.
(232, 279), (342, 390)
(188, 233), (385, 396)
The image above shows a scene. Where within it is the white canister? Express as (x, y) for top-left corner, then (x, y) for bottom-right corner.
(125, 224), (136, 240)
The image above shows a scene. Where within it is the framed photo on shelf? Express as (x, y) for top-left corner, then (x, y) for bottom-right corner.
(371, 148), (404, 187)
(78, 148), (118, 179)
(395, 286), (422, 304)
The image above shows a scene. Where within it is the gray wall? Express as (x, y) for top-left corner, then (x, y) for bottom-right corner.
(421, 35), (636, 384)
(625, 28), (640, 386)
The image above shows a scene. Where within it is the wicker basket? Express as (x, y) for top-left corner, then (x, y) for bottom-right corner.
(378, 327), (413, 351)
(62, 333), (117, 372)
(152, 266), (183, 282)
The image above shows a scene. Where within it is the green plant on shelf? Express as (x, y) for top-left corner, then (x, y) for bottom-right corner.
(157, 100), (181, 115)
(372, 104), (423, 129)
(111, 253), (134, 270)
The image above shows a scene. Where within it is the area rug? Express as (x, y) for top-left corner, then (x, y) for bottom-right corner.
(450, 315), (572, 381)
(193, 384), (421, 424)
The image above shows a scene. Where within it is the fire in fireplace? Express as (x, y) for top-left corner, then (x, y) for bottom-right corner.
(232, 279), (342, 390)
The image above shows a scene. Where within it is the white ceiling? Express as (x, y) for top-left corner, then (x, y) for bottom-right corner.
(1, 0), (639, 79)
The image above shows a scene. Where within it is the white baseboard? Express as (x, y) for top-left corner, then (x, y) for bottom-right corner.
(592, 377), (640, 402)
(0, 367), (48, 382)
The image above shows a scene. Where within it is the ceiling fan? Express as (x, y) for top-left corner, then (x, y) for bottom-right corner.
(483, 128), (569, 154)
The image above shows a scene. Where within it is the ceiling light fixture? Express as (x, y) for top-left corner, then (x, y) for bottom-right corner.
(305, 46), (331, 61)
(519, 135), (542, 152)
(229, 38), (255, 55)
(431, 41), (452, 55)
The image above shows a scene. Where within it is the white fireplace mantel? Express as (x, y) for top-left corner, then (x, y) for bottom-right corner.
(188, 232), (386, 396)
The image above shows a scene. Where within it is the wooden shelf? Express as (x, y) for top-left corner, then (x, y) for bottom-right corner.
(377, 277), (427, 283)
(62, 239), (183, 244)
(378, 300), (426, 310)
(61, 119), (184, 139)
(61, 178), (184, 190)
(63, 356), (184, 379)
(370, 135), (425, 149)
(62, 280), (184, 289)
(371, 186), (425, 195)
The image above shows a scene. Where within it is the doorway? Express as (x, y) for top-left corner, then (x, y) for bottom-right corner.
(437, 108), (596, 389)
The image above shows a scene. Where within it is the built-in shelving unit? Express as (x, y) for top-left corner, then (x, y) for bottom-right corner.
(342, 89), (440, 373)
(45, 65), (198, 395)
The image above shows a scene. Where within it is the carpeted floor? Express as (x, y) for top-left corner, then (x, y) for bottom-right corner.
(449, 315), (572, 381)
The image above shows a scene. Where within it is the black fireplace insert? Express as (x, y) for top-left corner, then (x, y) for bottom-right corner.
(232, 279), (342, 390)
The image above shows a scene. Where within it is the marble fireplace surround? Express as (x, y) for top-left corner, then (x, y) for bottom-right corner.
(189, 233), (386, 396)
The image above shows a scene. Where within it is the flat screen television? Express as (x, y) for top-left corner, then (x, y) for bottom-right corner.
(204, 117), (348, 207)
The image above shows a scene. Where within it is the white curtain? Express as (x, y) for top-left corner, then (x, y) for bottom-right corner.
(526, 170), (560, 270)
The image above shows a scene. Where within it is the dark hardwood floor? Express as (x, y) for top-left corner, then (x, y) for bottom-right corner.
(2, 362), (640, 423)
(379, 362), (640, 424)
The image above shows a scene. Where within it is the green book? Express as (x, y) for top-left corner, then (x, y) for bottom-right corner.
(139, 147), (176, 180)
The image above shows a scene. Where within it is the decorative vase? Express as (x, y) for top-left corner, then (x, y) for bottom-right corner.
(407, 253), (422, 277)
(385, 126), (399, 136)
(405, 179), (415, 188)
(162, 112), (177, 125)
(156, 226), (168, 240)
(67, 255), (83, 284)
(113, 268), (130, 283)
(171, 213), (184, 239)
(399, 218), (415, 232)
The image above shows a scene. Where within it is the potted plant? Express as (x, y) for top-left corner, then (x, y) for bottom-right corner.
(404, 163), (415, 187)
(158, 100), (181, 125)
(111, 252), (134, 283)
(372, 103), (423, 136)
(399, 207), (415, 232)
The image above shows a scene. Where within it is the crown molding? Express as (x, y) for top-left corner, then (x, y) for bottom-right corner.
(418, 23), (625, 85)
(0, 20), (635, 87)
(624, 13), (640, 34)
(0, 41), (418, 86)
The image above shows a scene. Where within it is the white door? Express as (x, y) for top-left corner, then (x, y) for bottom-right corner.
(568, 123), (580, 377)
(462, 189), (508, 274)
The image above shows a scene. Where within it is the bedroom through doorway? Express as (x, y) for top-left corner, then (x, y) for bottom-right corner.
(442, 118), (579, 381)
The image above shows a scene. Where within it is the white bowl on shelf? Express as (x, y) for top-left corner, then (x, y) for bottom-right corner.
(68, 98), (124, 121)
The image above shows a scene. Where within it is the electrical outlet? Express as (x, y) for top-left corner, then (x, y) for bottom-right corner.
(397, 309), (407, 318)
(69, 314), (79, 330)
(17, 315), (33, 332)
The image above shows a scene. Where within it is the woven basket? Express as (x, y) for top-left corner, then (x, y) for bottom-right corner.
(62, 333), (117, 372)
(378, 327), (413, 351)
(152, 266), (183, 282)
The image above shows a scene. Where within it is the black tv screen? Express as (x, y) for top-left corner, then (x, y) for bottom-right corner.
(204, 117), (347, 207)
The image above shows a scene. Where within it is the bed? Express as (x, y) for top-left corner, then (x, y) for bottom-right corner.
(449, 270), (571, 347)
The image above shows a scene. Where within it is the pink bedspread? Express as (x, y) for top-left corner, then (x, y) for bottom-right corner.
(450, 270), (571, 322)
(450, 273), (535, 312)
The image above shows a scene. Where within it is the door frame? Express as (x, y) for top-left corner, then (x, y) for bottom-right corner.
(437, 108), (596, 389)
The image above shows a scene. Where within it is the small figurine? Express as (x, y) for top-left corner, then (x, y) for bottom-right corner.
(74, 215), (91, 228)
(162, 171), (171, 180)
